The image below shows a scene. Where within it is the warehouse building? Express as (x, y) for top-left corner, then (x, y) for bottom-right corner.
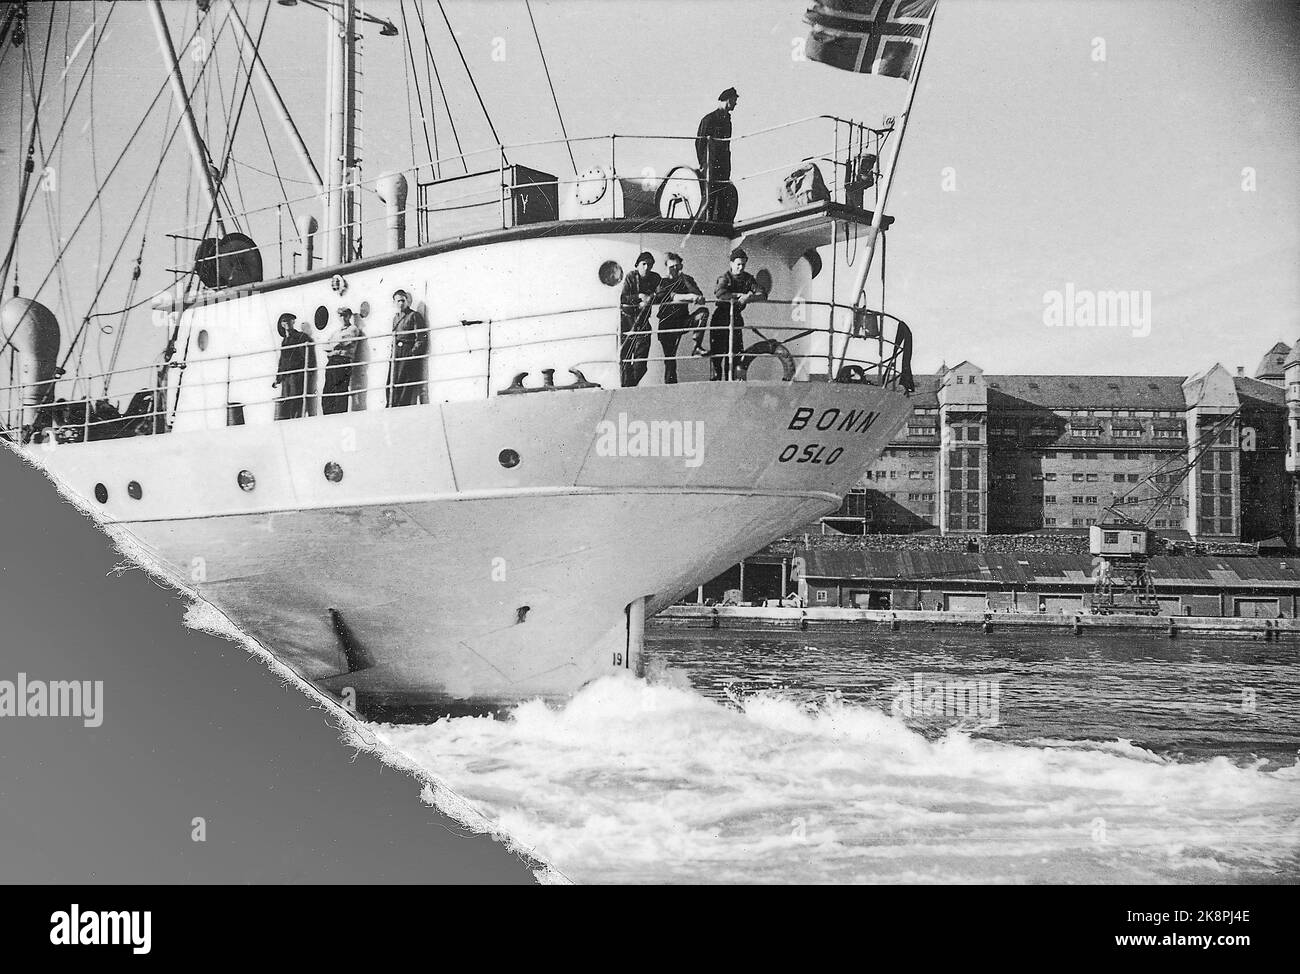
(693, 341), (1300, 610)
(819, 343), (1300, 545)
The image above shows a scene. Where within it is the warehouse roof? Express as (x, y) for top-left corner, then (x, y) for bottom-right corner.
(983, 375), (1188, 411)
(798, 549), (1300, 589)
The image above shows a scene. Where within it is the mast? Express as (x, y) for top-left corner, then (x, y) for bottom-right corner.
(147, 0), (225, 235)
(849, 4), (937, 308)
(322, 0), (358, 266)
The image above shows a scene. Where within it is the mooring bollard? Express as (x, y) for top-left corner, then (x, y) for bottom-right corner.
(1073, 615), (1082, 636)
(711, 607), (720, 630)
(800, 611), (808, 631)
(1167, 619), (1177, 639)
(982, 611), (992, 633)
(890, 613), (899, 631)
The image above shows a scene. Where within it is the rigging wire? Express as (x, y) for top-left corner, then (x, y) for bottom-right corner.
(412, 0), (466, 174)
(89, 4), (103, 286)
(73, 7), (236, 387)
(245, 76), (299, 234)
(523, 0), (576, 176)
(225, 155), (317, 186)
(0, 5), (54, 297)
(28, 7), (235, 308)
(397, 0), (433, 171)
(54, 2), (76, 328)
(10, 20), (27, 296)
(433, 0), (505, 159)
(97, 57), (176, 387)
(209, 28), (248, 228)
(0, 3), (119, 295)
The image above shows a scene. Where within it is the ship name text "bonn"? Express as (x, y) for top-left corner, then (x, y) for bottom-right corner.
(778, 407), (880, 465)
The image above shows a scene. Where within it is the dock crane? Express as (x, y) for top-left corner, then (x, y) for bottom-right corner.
(1090, 408), (1243, 615)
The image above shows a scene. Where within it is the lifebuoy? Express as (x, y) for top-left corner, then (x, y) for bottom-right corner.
(736, 340), (796, 381)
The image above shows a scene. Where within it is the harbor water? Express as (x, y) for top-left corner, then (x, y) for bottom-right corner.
(372, 627), (1300, 884)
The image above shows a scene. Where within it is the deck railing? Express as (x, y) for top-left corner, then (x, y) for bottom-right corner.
(166, 115), (892, 284)
(1, 298), (911, 444)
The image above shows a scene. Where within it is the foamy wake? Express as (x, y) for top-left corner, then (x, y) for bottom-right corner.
(372, 672), (1300, 884)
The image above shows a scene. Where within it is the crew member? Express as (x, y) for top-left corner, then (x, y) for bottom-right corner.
(653, 253), (707, 384)
(696, 87), (738, 222)
(272, 312), (314, 419)
(709, 248), (763, 381)
(389, 290), (428, 407)
(619, 252), (661, 387)
(322, 307), (363, 414)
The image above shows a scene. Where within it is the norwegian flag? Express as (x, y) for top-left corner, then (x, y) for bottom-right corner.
(804, 0), (936, 80)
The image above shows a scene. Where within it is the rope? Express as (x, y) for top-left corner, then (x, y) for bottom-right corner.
(523, 0), (577, 176)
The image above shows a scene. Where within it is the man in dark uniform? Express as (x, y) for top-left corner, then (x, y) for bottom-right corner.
(653, 252), (708, 384)
(618, 252), (661, 387)
(388, 289), (428, 407)
(322, 307), (363, 414)
(709, 247), (763, 381)
(696, 87), (738, 222)
(272, 312), (314, 419)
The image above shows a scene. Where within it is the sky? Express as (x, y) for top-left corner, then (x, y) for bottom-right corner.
(1, 0), (1298, 384)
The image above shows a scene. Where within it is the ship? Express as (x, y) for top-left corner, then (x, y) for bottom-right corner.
(0, 0), (934, 719)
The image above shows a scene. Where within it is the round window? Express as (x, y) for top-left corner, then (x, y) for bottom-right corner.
(237, 470), (256, 492)
(196, 329), (210, 351)
(324, 462), (343, 483)
(127, 481), (143, 500)
(598, 261), (624, 287)
(498, 449), (521, 469)
(94, 483), (108, 504)
(314, 305), (330, 331)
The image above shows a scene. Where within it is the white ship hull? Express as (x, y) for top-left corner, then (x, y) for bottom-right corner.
(20, 379), (908, 717)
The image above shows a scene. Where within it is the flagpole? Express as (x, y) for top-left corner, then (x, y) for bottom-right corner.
(848, 2), (938, 308)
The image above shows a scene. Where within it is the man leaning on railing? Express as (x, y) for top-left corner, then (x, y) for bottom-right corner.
(619, 252), (661, 387)
(709, 247), (763, 381)
(653, 253), (708, 384)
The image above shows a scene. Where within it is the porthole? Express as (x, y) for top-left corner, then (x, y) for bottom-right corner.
(358, 300), (371, 319)
(498, 449), (520, 469)
(237, 470), (256, 492)
(196, 329), (210, 351)
(324, 461), (343, 483)
(755, 268), (773, 297)
(313, 305), (329, 331)
(598, 260), (623, 287)
(94, 483), (108, 504)
(127, 481), (143, 500)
